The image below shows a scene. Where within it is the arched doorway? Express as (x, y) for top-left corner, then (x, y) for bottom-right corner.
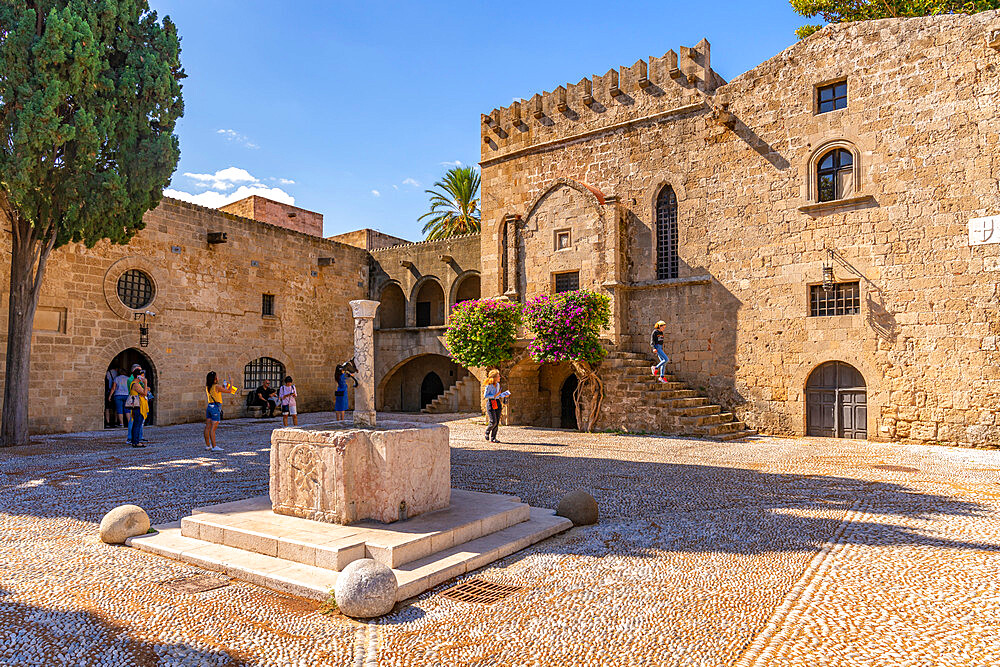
(420, 372), (444, 410)
(560, 374), (578, 430)
(378, 283), (405, 329)
(415, 279), (445, 327)
(453, 274), (481, 305)
(106, 348), (157, 425)
(806, 361), (866, 438)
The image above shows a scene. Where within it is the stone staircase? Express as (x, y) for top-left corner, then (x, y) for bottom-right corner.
(423, 375), (481, 414)
(599, 351), (757, 441)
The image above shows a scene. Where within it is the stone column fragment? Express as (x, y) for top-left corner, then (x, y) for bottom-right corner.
(349, 299), (379, 426)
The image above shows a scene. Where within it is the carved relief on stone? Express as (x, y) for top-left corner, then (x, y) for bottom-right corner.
(288, 444), (320, 510)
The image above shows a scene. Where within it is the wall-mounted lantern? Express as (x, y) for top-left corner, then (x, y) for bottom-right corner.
(822, 248), (835, 292)
(134, 311), (154, 347)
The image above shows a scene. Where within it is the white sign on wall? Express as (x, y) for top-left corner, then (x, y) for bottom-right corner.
(969, 215), (1000, 246)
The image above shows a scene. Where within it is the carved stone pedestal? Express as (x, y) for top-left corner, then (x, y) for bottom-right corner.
(269, 421), (450, 525)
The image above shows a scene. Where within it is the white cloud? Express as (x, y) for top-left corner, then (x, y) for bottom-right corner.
(371, 189), (381, 197)
(183, 167), (257, 190)
(277, 178), (295, 185)
(402, 177), (420, 187)
(392, 185), (399, 190)
(217, 128), (259, 149)
(440, 160), (462, 167)
(165, 183), (295, 208)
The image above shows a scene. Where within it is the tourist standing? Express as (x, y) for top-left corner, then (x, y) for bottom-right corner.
(279, 376), (298, 427)
(105, 367), (118, 428)
(204, 371), (231, 453)
(334, 364), (357, 421)
(650, 320), (669, 384)
(127, 368), (149, 448)
(483, 369), (504, 443)
(109, 368), (130, 430)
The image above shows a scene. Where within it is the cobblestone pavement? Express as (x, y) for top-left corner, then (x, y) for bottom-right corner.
(2, 413), (999, 666)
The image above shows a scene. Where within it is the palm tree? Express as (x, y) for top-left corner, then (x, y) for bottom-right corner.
(419, 166), (481, 239)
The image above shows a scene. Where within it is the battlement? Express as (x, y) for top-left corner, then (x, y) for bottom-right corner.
(480, 39), (724, 165)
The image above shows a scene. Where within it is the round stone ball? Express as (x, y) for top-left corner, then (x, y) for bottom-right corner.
(334, 559), (398, 618)
(556, 489), (599, 526)
(99, 505), (151, 544)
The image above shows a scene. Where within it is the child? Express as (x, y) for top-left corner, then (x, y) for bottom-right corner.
(279, 375), (298, 426)
(650, 320), (669, 384)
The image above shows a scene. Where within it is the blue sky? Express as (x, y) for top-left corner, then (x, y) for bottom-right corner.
(152, 1), (806, 240)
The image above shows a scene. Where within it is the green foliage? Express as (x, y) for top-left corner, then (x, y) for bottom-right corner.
(444, 299), (520, 370)
(419, 166), (481, 240)
(0, 0), (185, 247)
(522, 290), (611, 365)
(791, 0), (1000, 38)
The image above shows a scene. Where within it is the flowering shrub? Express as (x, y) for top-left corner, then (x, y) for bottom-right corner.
(445, 298), (521, 369)
(522, 290), (611, 365)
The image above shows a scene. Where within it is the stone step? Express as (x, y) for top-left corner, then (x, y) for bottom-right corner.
(713, 428), (759, 441)
(675, 404), (722, 417)
(128, 508), (572, 603)
(183, 489), (530, 570)
(706, 421), (749, 436)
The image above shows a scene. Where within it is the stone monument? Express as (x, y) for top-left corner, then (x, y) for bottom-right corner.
(127, 300), (571, 612)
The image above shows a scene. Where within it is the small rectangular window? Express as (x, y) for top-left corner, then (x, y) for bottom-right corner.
(262, 293), (275, 317)
(817, 81), (847, 113)
(810, 282), (860, 317)
(555, 229), (572, 251)
(415, 301), (431, 327)
(554, 271), (580, 293)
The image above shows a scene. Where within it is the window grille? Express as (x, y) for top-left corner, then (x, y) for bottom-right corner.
(817, 149), (853, 202)
(810, 282), (860, 317)
(655, 185), (679, 280)
(817, 81), (847, 113)
(554, 271), (579, 293)
(117, 270), (155, 310)
(262, 293), (275, 317)
(244, 357), (285, 390)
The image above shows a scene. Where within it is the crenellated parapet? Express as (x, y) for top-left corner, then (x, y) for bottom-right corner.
(480, 39), (725, 165)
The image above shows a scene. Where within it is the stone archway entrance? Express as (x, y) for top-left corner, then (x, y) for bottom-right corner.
(106, 348), (157, 425)
(420, 372), (444, 410)
(806, 361), (866, 438)
(560, 374), (578, 430)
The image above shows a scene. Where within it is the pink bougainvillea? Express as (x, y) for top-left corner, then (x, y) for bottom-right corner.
(522, 290), (611, 365)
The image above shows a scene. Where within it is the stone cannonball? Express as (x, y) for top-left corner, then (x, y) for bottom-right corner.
(334, 559), (398, 618)
(556, 489), (599, 526)
(99, 505), (151, 544)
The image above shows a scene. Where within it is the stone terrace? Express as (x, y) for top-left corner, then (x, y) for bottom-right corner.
(1, 414), (999, 665)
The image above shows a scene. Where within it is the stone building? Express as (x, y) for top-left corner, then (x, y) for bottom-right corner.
(478, 11), (1000, 447)
(0, 198), (368, 433)
(3, 11), (999, 448)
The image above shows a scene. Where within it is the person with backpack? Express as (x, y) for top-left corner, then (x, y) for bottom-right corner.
(334, 364), (357, 421)
(109, 367), (130, 430)
(126, 367), (149, 448)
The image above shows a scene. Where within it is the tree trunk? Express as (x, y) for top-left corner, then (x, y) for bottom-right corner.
(571, 359), (604, 433)
(1, 220), (51, 447)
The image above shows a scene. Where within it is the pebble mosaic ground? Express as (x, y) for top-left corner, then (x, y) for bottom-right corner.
(1, 412), (999, 666)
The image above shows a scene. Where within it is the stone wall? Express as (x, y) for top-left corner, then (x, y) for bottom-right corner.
(328, 228), (411, 251)
(0, 198), (368, 434)
(479, 12), (1000, 447)
(219, 195), (324, 237)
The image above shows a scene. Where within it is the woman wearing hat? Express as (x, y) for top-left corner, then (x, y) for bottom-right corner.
(650, 320), (669, 384)
(483, 369), (504, 442)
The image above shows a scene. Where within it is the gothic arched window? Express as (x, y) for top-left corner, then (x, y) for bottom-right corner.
(656, 185), (679, 280)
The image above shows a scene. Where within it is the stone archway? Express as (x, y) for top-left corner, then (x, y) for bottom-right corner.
(805, 361), (867, 439)
(106, 348), (158, 425)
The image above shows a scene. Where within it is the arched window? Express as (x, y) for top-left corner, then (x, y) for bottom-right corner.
(415, 279), (445, 327)
(655, 185), (679, 280)
(244, 357), (285, 390)
(817, 149), (854, 202)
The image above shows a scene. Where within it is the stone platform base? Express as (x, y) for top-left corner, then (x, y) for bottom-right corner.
(127, 489), (571, 602)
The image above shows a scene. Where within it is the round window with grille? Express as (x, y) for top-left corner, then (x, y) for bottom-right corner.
(116, 270), (155, 310)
